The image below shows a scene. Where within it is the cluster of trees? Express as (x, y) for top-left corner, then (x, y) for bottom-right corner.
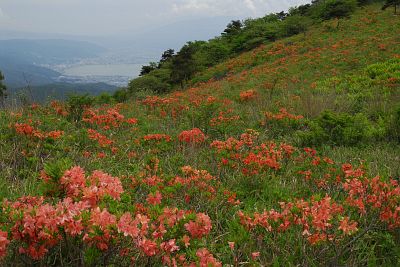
(116, 0), (387, 100)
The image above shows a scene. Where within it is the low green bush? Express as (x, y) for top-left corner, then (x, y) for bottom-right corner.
(313, 0), (358, 20)
(128, 75), (170, 94)
(298, 110), (377, 146)
(387, 104), (400, 141)
(66, 94), (94, 122)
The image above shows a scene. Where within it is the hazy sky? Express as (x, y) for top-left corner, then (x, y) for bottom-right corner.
(0, 0), (311, 36)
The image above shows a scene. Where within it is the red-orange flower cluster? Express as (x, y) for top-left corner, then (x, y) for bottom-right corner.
(239, 90), (257, 101)
(178, 128), (206, 144)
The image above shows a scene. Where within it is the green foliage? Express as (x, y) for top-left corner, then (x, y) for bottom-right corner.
(366, 58), (400, 80)
(112, 88), (129, 102)
(193, 41), (230, 68)
(43, 158), (73, 181)
(387, 104), (400, 141)
(66, 94), (94, 122)
(314, 59), (400, 115)
(170, 42), (202, 88)
(299, 111), (377, 146)
(96, 92), (114, 105)
(222, 20), (243, 36)
(128, 75), (170, 94)
(313, 0), (358, 20)
(140, 62), (158, 76)
(282, 15), (312, 36)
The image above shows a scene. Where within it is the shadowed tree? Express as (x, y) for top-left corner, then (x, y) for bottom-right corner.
(382, 0), (400, 13)
(222, 20), (243, 36)
(170, 42), (200, 88)
(0, 71), (7, 108)
(159, 49), (175, 64)
(139, 62), (157, 76)
(314, 0), (358, 20)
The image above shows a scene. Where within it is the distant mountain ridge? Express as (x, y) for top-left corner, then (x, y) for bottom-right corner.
(0, 39), (107, 89)
(0, 39), (107, 65)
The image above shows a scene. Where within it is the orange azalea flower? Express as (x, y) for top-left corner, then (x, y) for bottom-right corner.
(178, 128), (206, 144)
(146, 191), (162, 205)
(239, 90), (257, 101)
(143, 134), (171, 142)
(338, 217), (358, 235)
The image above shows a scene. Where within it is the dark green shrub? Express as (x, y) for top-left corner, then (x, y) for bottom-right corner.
(313, 0), (358, 20)
(66, 94), (94, 122)
(282, 15), (312, 36)
(96, 92), (114, 105)
(299, 110), (375, 146)
(113, 88), (129, 102)
(128, 75), (170, 94)
(387, 105), (400, 142)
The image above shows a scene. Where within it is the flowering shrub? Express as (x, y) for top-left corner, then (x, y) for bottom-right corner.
(239, 90), (257, 101)
(264, 108), (303, 121)
(83, 107), (125, 129)
(0, 166), (221, 265)
(87, 129), (113, 147)
(143, 134), (172, 142)
(178, 128), (206, 144)
(211, 131), (295, 175)
(14, 123), (64, 140)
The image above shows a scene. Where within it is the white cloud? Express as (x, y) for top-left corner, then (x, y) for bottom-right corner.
(0, 0), (311, 35)
(171, 0), (219, 15)
(244, 0), (257, 14)
(170, 0), (310, 18)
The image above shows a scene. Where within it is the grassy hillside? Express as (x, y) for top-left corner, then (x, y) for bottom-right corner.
(0, 3), (399, 266)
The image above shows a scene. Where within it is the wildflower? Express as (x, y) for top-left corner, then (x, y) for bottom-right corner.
(338, 217), (358, 235)
(178, 128), (206, 144)
(143, 134), (171, 142)
(239, 90), (257, 101)
(46, 130), (64, 140)
(0, 231), (9, 258)
(160, 239), (179, 254)
(196, 248), (222, 267)
(185, 213), (212, 238)
(251, 252), (260, 260)
(60, 166), (86, 197)
(146, 191), (162, 205)
(87, 129), (113, 147)
(126, 118), (138, 124)
(182, 235), (190, 248)
(140, 239), (158, 256)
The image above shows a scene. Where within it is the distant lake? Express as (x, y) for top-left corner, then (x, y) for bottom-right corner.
(63, 64), (143, 77)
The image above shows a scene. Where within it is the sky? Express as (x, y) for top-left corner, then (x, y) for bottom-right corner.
(0, 0), (311, 36)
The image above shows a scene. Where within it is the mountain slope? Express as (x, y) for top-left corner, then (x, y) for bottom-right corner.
(0, 3), (399, 266)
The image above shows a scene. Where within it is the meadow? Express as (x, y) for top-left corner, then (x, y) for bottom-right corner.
(0, 3), (399, 266)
